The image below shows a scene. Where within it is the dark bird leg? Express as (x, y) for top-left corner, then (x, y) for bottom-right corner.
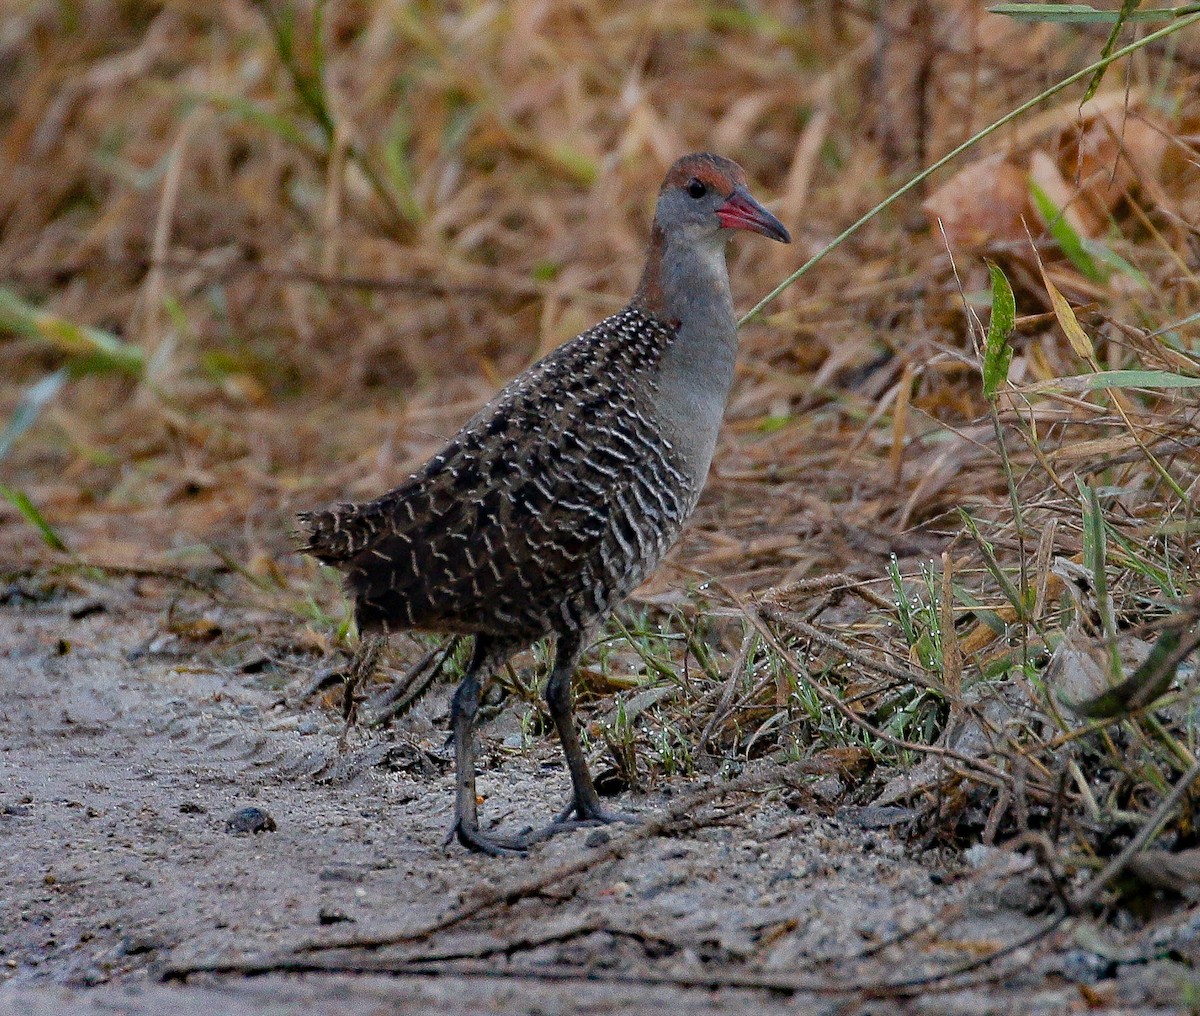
(446, 636), (527, 856)
(365, 635), (462, 727)
(525, 631), (638, 843)
(338, 631), (386, 748)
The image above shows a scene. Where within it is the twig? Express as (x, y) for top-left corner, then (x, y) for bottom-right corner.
(161, 921), (1069, 999)
(698, 626), (756, 749)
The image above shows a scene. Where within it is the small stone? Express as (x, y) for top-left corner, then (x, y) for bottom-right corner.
(810, 775), (844, 803)
(119, 936), (159, 956)
(225, 807), (276, 835)
(1058, 949), (1114, 985)
(319, 865), (366, 883)
(585, 829), (611, 847)
(318, 908), (355, 925)
(297, 717), (319, 736)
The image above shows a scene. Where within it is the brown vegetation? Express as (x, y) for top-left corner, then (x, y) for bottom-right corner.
(3, 0), (1200, 925)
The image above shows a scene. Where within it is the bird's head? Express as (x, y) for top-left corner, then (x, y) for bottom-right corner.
(655, 153), (791, 247)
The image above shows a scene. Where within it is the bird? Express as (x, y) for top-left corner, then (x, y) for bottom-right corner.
(298, 153), (790, 855)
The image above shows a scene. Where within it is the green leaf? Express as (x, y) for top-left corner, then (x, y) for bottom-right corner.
(0, 483), (70, 552)
(383, 108), (425, 224)
(982, 260), (1016, 399)
(952, 584), (1010, 637)
(1085, 369), (1200, 390)
(1146, 307), (1200, 340)
(1066, 623), (1196, 719)
(1078, 479), (1121, 678)
(1029, 180), (1107, 283)
(548, 144), (599, 186)
(1084, 239), (1150, 288)
(958, 510), (1027, 618)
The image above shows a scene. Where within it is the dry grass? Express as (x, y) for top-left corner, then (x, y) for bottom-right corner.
(3, 0), (1200, 910)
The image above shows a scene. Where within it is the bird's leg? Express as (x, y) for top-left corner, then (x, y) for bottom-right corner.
(446, 638), (526, 856)
(525, 633), (639, 842)
(338, 630), (386, 748)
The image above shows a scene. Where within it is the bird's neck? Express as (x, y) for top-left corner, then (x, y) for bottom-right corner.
(632, 222), (738, 480)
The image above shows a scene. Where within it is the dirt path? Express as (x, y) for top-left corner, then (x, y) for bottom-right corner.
(0, 589), (1191, 1014)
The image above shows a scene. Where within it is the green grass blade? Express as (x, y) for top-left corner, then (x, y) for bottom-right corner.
(1021, 369), (1200, 395)
(0, 368), (67, 462)
(0, 483), (70, 552)
(989, 3), (1198, 22)
(1029, 180), (1106, 282)
(178, 88), (314, 150)
(1146, 307), (1200, 341)
(1084, 240), (1150, 288)
(958, 510), (1028, 617)
(1078, 479), (1121, 678)
(1083, 0), (1143, 103)
(384, 109), (425, 224)
(0, 288), (144, 376)
(1083, 369), (1200, 390)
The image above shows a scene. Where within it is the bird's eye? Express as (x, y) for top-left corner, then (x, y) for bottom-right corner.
(686, 178), (707, 199)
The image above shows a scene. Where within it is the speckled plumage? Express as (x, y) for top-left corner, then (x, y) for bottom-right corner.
(298, 308), (693, 640)
(298, 153), (790, 855)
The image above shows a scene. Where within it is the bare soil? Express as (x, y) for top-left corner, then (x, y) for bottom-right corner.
(1, 584), (1195, 1015)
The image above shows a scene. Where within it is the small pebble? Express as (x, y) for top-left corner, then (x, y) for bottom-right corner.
(585, 829), (611, 847)
(119, 936), (159, 956)
(318, 908), (354, 925)
(76, 966), (109, 987)
(297, 717), (319, 736)
(225, 806), (276, 835)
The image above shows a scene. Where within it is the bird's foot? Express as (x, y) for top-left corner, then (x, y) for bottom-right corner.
(518, 796), (640, 846)
(445, 816), (527, 857)
(553, 793), (640, 826)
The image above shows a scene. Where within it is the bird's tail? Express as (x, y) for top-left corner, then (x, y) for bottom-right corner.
(295, 500), (388, 565)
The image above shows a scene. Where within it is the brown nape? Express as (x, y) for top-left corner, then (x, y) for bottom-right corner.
(631, 222), (667, 318)
(659, 152), (747, 195)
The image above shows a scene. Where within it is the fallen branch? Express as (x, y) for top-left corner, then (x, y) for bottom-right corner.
(161, 760), (815, 983)
(161, 927), (1068, 999)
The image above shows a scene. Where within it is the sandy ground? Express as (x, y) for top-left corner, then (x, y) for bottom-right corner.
(2, 584), (1198, 1014)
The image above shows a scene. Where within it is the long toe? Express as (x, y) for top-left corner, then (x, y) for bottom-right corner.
(578, 804), (640, 826)
(519, 803), (641, 846)
(448, 819), (528, 857)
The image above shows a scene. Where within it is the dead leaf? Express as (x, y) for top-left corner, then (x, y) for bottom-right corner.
(922, 153), (1028, 250)
(1060, 108), (1169, 216)
(1040, 267), (1096, 360)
